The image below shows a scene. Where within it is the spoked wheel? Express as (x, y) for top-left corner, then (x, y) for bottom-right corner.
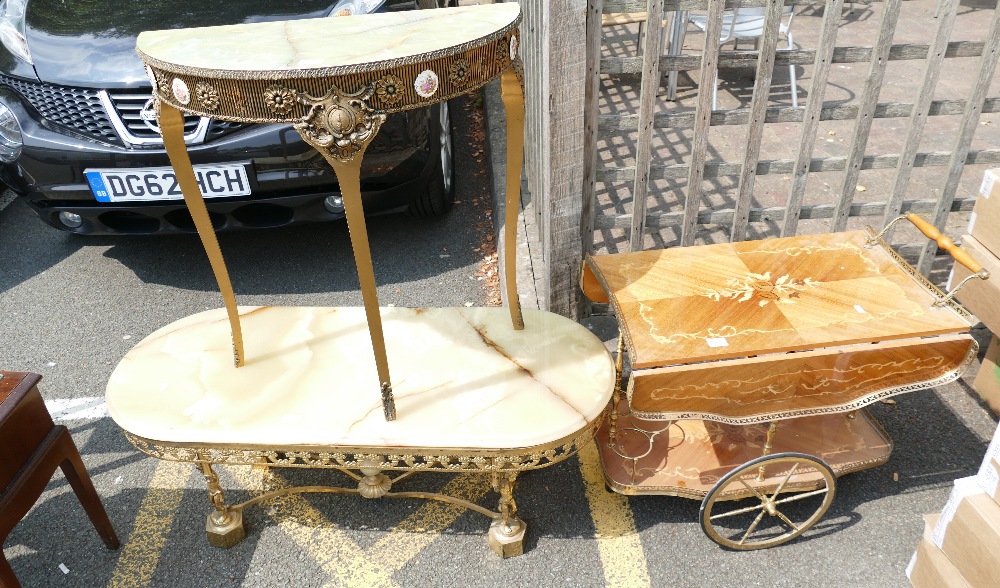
(699, 452), (836, 550)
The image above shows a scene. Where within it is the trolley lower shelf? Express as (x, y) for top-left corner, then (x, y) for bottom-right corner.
(596, 408), (893, 498)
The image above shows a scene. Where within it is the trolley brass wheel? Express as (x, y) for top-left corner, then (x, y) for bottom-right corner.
(699, 452), (836, 550)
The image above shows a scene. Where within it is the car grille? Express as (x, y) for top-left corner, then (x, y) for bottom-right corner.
(105, 88), (200, 141)
(1, 75), (245, 147)
(2, 75), (118, 143)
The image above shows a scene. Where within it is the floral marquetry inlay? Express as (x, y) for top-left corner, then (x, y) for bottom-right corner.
(584, 229), (972, 369)
(701, 272), (820, 307)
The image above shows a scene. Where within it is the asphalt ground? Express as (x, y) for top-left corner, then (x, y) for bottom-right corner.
(2, 88), (1000, 588)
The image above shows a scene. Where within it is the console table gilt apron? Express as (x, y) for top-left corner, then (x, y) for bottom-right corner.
(107, 4), (616, 558)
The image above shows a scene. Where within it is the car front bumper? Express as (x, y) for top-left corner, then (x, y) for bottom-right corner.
(1, 96), (435, 235)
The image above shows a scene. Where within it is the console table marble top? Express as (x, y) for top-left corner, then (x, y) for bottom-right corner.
(136, 3), (520, 76)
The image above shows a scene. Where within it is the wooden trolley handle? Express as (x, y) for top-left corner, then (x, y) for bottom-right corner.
(906, 213), (985, 275)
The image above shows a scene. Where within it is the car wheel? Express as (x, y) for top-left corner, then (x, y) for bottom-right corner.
(407, 101), (455, 217)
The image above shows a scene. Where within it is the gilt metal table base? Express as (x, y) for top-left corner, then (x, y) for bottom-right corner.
(198, 463), (528, 556)
(125, 422), (602, 557)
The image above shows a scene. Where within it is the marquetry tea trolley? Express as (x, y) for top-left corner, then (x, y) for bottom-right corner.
(582, 215), (989, 549)
(105, 4), (615, 558)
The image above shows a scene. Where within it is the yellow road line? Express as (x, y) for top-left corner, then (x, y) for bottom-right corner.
(237, 468), (493, 586)
(107, 461), (193, 588)
(578, 440), (651, 588)
(367, 473), (493, 574)
(105, 449), (649, 588)
(238, 468), (399, 588)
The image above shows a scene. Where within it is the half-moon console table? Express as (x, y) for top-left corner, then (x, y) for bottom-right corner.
(106, 4), (616, 558)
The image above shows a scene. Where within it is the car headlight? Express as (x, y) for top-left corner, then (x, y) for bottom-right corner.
(0, 0), (31, 65)
(326, 0), (386, 17)
(0, 99), (23, 163)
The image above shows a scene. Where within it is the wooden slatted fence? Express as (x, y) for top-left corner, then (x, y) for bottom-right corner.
(514, 0), (1000, 316)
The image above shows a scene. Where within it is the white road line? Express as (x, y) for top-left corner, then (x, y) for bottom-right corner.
(45, 396), (109, 420)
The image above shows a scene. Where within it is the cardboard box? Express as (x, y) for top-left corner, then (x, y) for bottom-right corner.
(972, 336), (1000, 417)
(947, 234), (1000, 333)
(978, 423), (1000, 481)
(932, 477), (1000, 588)
(981, 459), (1000, 504)
(907, 514), (971, 587)
(969, 168), (1000, 257)
(971, 455), (1000, 505)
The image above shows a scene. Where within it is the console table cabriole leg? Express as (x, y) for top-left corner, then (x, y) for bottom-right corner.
(159, 103), (245, 368)
(324, 152), (396, 422)
(197, 458), (245, 548)
(291, 85), (396, 422)
(488, 471), (526, 558)
(499, 61), (525, 331)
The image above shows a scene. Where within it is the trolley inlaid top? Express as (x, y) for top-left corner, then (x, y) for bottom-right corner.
(583, 230), (971, 370)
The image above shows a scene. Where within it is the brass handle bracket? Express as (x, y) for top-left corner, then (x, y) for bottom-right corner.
(935, 268), (990, 307)
(868, 213), (990, 308)
(863, 215), (908, 248)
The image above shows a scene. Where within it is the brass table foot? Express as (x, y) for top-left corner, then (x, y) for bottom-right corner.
(488, 516), (526, 558)
(206, 509), (245, 548)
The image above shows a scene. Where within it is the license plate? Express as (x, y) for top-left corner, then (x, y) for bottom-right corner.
(85, 163), (251, 203)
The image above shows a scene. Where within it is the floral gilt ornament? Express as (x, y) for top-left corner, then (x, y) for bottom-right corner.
(375, 74), (403, 105)
(448, 59), (470, 85)
(701, 272), (820, 307)
(292, 85), (385, 161)
(263, 85), (299, 115)
(195, 82), (220, 111)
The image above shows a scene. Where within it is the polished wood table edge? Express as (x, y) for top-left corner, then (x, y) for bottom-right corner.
(0, 372), (41, 416)
(595, 410), (894, 498)
(623, 334), (978, 424)
(626, 325), (971, 370)
(120, 413), (607, 472)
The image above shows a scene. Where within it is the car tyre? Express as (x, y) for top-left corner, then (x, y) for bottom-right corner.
(407, 101), (454, 217)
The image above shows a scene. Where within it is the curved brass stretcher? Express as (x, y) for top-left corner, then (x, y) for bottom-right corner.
(105, 4), (615, 558)
(581, 214), (988, 549)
